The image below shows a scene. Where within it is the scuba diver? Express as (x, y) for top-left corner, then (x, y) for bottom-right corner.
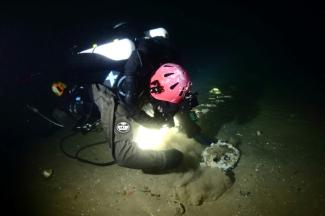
(52, 22), (214, 172)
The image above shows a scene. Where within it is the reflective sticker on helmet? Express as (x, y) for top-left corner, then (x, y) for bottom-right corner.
(115, 121), (131, 133)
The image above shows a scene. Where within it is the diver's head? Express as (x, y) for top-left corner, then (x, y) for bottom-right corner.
(149, 63), (191, 104)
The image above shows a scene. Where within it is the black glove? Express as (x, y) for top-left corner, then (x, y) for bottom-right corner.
(179, 92), (199, 112)
(131, 110), (166, 129)
(154, 113), (175, 128)
(152, 100), (178, 126)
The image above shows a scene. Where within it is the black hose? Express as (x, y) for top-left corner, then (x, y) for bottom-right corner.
(59, 131), (116, 166)
(26, 104), (65, 128)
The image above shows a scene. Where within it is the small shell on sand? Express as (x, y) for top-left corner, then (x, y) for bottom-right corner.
(42, 169), (54, 178)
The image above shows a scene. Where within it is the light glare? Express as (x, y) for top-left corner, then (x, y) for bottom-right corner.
(79, 39), (135, 61)
(149, 28), (168, 38)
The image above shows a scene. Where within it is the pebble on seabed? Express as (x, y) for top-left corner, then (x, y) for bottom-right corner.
(256, 130), (263, 136)
(42, 169), (54, 178)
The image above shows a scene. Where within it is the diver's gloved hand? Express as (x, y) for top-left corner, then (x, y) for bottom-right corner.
(152, 114), (175, 129)
(163, 149), (183, 170)
(179, 91), (199, 112)
(144, 116), (168, 129)
(154, 105), (176, 128)
(130, 110), (163, 129)
(164, 118), (175, 128)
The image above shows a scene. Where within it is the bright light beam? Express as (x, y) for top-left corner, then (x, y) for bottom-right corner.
(133, 126), (170, 150)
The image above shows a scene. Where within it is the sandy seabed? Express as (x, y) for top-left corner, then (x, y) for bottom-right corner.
(15, 88), (325, 216)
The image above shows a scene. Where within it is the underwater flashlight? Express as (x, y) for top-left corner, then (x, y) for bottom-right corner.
(133, 126), (169, 150)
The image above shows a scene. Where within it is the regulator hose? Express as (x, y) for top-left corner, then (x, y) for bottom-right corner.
(59, 131), (116, 166)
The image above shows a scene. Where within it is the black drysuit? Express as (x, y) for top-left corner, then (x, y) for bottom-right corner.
(63, 36), (203, 171)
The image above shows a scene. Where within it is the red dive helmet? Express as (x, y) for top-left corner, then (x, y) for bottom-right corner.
(149, 63), (191, 103)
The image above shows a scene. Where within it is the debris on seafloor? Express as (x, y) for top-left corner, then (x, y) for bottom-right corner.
(240, 190), (251, 197)
(121, 185), (136, 196)
(122, 189), (135, 196)
(140, 186), (151, 193)
(193, 87), (232, 117)
(200, 140), (240, 171)
(256, 130), (263, 136)
(209, 87), (222, 95)
(236, 132), (243, 137)
(208, 87), (232, 103)
(140, 186), (161, 199)
(174, 200), (186, 216)
(42, 169), (54, 178)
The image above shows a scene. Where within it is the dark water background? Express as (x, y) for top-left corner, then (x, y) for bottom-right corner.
(1, 1), (324, 214)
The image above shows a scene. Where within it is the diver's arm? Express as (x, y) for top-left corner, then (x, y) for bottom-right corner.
(122, 87), (164, 128)
(177, 91), (216, 146)
(119, 50), (164, 128)
(131, 110), (165, 129)
(176, 111), (214, 145)
(121, 50), (142, 115)
(63, 51), (113, 85)
(121, 76), (167, 129)
(176, 112), (201, 137)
